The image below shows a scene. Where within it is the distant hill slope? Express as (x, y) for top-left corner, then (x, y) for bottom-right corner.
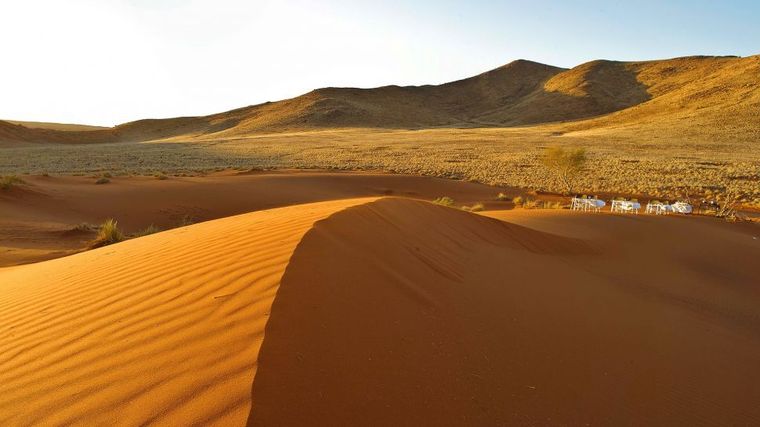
(5, 120), (108, 131)
(1, 54), (757, 144)
(558, 55), (760, 139)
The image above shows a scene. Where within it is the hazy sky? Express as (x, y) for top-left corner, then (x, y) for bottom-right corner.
(2, 0), (758, 126)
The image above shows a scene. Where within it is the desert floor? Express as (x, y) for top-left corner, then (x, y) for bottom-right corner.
(0, 171), (759, 425)
(2, 128), (759, 204)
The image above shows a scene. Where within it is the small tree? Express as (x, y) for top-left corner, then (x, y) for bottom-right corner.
(541, 146), (587, 194)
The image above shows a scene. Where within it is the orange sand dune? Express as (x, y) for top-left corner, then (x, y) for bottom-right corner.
(0, 198), (375, 425)
(249, 199), (760, 425)
(0, 171), (509, 267)
(1, 198), (759, 425)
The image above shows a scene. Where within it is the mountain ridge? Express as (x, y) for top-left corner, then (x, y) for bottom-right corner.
(1, 54), (757, 144)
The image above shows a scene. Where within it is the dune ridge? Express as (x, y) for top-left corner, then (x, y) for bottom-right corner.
(0, 198), (375, 425)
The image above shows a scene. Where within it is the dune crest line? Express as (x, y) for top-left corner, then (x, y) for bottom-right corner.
(248, 198), (760, 426)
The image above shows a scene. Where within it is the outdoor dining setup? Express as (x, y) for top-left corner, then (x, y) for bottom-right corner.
(644, 200), (694, 215)
(570, 196), (606, 212)
(570, 196), (692, 215)
(611, 199), (642, 214)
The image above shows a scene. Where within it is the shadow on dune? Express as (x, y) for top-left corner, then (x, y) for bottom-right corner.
(246, 198), (760, 426)
(245, 199), (591, 426)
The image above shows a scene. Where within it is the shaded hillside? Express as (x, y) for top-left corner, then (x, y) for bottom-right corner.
(477, 59), (652, 125)
(1, 54), (757, 144)
(0, 116), (228, 145)
(557, 55), (760, 138)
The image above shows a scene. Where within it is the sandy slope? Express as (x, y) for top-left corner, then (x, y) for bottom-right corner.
(249, 199), (760, 426)
(0, 172), (510, 267)
(1, 197), (758, 425)
(0, 198), (375, 425)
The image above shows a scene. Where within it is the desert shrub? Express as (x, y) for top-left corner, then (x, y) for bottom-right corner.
(133, 224), (161, 237)
(154, 173), (168, 180)
(541, 146), (587, 194)
(103, 172), (113, 178)
(95, 177), (110, 185)
(521, 198), (539, 209)
(177, 214), (196, 227)
(716, 187), (741, 221)
(0, 175), (25, 190)
(461, 202), (484, 212)
(496, 192), (509, 201)
(432, 196), (455, 207)
(512, 196), (524, 206)
(546, 201), (564, 209)
(91, 219), (124, 248)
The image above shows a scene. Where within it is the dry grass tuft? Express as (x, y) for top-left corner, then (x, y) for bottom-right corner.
(177, 214), (196, 227)
(715, 187), (742, 221)
(541, 201), (564, 209)
(496, 192), (509, 201)
(133, 224), (161, 237)
(90, 219), (124, 248)
(0, 175), (25, 191)
(95, 177), (110, 185)
(432, 196), (455, 207)
(462, 202), (485, 212)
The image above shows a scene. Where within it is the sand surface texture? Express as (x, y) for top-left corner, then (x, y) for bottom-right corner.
(1, 197), (759, 425)
(0, 198), (374, 425)
(0, 172), (508, 267)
